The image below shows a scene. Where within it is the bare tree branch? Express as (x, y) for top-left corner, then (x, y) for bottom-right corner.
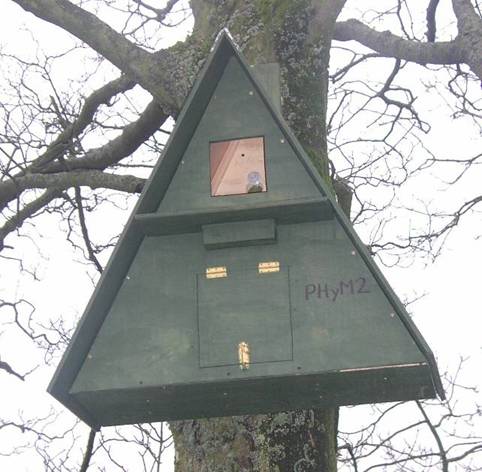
(426, 0), (440, 42)
(334, 0), (482, 80)
(0, 99), (167, 213)
(0, 358), (26, 381)
(41, 100), (168, 174)
(74, 187), (104, 274)
(452, 0), (482, 79)
(132, 0), (181, 24)
(416, 400), (449, 472)
(0, 189), (62, 250)
(0, 170), (145, 206)
(79, 428), (96, 472)
(334, 19), (464, 67)
(26, 75), (136, 173)
(11, 0), (181, 108)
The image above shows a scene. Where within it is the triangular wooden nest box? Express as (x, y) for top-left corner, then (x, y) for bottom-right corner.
(49, 31), (444, 429)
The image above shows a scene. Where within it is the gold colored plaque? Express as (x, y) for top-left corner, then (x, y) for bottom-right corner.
(258, 261), (280, 274)
(206, 266), (227, 279)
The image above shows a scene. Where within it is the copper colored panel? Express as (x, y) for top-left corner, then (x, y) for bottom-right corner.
(210, 137), (267, 196)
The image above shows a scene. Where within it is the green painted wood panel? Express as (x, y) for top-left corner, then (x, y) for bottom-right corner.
(198, 266), (292, 367)
(202, 219), (276, 249)
(72, 219), (426, 401)
(136, 197), (331, 236)
(251, 63), (282, 113)
(156, 55), (322, 215)
(72, 364), (434, 426)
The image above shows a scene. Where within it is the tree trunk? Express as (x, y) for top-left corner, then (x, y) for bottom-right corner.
(170, 1), (346, 469)
(171, 410), (338, 471)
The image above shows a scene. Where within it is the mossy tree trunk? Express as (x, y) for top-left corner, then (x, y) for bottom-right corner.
(170, 1), (346, 470)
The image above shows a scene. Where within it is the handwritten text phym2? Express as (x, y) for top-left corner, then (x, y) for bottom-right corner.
(304, 277), (371, 302)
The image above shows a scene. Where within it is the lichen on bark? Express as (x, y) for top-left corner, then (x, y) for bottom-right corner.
(171, 409), (338, 471)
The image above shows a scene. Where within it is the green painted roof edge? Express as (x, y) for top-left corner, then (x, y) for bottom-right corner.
(48, 30), (444, 427)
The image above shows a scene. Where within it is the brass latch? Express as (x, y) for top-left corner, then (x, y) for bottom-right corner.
(238, 341), (250, 370)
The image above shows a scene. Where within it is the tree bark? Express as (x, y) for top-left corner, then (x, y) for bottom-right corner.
(171, 410), (338, 471)
(452, 0), (482, 81)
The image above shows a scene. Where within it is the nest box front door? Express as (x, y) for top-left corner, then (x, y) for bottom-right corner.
(48, 31), (443, 430)
(198, 264), (293, 369)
